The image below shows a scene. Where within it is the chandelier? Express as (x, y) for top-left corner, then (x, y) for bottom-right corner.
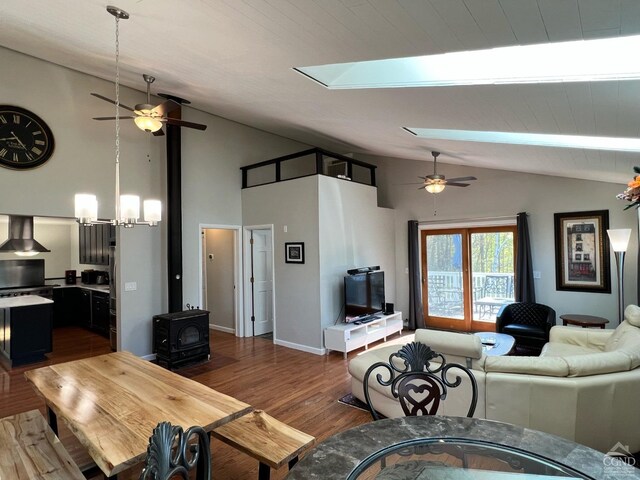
(74, 5), (161, 228)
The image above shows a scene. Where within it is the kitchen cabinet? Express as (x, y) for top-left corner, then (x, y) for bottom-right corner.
(53, 286), (109, 338)
(0, 299), (53, 366)
(78, 288), (92, 329)
(79, 224), (114, 265)
(91, 291), (109, 336)
(53, 287), (80, 327)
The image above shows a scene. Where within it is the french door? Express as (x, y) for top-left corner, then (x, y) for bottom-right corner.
(421, 226), (517, 332)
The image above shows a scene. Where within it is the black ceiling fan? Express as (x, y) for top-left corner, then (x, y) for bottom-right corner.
(418, 151), (477, 193)
(91, 74), (207, 136)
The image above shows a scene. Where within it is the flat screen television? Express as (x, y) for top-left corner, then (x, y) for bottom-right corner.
(344, 271), (385, 322)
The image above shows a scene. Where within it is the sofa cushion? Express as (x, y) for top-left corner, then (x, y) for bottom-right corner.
(484, 356), (569, 376)
(563, 351), (631, 377)
(502, 323), (546, 339)
(625, 304), (640, 327)
(603, 320), (640, 368)
(415, 329), (485, 370)
(542, 342), (596, 357)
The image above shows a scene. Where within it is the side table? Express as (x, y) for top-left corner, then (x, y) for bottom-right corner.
(560, 314), (609, 329)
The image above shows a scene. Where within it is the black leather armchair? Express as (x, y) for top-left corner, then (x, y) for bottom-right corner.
(496, 302), (556, 352)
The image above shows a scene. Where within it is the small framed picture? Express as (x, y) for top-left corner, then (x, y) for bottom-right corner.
(285, 242), (305, 264)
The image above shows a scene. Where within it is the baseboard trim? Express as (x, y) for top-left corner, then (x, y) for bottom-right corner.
(141, 353), (156, 361)
(210, 324), (235, 334)
(274, 338), (326, 355)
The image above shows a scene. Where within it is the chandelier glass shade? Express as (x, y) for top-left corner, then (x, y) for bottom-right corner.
(133, 104), (163, 132)
(75, 5), (161, 228)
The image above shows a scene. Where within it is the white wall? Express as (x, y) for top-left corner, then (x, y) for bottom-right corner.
(318, 176), (396, 331)
(242, 176), (321, 351)
(0, 46), (165, 357)
(242, 175), (396, 352)
(367, 154), (638, 327)
(179, 108), (308, 312)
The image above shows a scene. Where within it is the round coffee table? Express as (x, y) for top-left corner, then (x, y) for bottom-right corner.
(560, 314), (609, 329)
(474, 332), (515, 356)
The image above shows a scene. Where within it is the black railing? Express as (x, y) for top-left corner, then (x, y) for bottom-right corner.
(240, 147), (376, 189)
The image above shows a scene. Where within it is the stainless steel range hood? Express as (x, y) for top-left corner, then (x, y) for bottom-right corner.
(0, 215), (50, 256)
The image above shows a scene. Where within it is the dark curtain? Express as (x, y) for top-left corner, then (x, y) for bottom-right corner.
(515, 212), (536, 303)
(408, 220), (425, 329)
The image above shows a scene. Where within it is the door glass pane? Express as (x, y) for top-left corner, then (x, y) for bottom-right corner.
(426, 234), (464, 320)
(471, 232), (515, 322)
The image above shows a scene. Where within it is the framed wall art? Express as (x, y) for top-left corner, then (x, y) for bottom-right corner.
(285, 242), (305, 264)
(554, 210), (611, 293)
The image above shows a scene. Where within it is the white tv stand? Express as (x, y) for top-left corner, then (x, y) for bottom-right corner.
(324, 311), (403, 359)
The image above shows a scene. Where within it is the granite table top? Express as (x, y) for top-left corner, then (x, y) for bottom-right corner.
(286, 415), (640, 479)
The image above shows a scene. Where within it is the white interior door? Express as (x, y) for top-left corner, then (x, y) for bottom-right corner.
(252, 229), (273, 336)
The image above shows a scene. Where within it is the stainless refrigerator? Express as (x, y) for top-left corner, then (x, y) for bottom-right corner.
(108, 245), (117, 350)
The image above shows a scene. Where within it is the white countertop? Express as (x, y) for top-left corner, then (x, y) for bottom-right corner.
(49, 283), (110, 293)
(0, 295), (54, 308)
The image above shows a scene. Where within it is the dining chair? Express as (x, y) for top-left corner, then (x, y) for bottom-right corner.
(363, 341), (478, 421)
(139, 422), (211, 480)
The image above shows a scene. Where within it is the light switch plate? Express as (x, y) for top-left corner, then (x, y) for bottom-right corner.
(533, 271), (541, 279)
(124, 281), (137, 291)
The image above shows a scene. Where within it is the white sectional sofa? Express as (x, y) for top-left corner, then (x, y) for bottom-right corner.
(348, 305), (640, 453)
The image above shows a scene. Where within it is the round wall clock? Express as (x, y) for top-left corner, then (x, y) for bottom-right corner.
(0, 105), (55, 170)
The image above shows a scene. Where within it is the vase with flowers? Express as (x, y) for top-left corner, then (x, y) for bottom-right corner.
(616, 166), (640, 209)
(616, 166), (640, 306)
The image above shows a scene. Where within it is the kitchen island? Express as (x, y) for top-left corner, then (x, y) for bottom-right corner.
(0, 295), (53, 366)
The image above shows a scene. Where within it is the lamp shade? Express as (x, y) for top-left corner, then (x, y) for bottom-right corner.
(75, 194), (98, 221)
(143, 199), (162, 222)
(120, 195), (140, 222)
(607, 229), (632, 252)
(425, 183), (445, 194)
(134, 115), (163, 133)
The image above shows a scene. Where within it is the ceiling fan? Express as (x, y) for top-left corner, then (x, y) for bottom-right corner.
(419, 151), (477, 193)
(91, 74), (207, 136)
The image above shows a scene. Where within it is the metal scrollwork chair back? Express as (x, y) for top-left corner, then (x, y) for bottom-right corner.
(139, 422), (211, 480)
(363, 341), (478, 421)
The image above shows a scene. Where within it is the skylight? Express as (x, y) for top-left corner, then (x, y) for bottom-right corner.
(402, 128), (640, 152)
(295, 35), (640, 88)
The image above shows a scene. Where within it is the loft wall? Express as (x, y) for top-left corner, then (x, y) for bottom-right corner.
(366, 153), (637, 326)
(318, 177), (396, 332)
(242, 176), (321, 352)
(242, 175), (396, 353)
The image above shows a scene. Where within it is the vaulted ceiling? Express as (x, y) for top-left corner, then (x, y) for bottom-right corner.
(1, 0), (639, 183)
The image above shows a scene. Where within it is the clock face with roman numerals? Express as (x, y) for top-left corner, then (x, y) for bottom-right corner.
(0, 106), (55, 170)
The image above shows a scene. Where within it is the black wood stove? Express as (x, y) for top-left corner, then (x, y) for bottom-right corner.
(153, 309), (210, 369)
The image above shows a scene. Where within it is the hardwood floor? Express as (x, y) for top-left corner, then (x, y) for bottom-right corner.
(0, 326), (379, 479)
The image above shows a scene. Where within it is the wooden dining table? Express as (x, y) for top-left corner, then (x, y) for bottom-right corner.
(24, 351), (252, 479)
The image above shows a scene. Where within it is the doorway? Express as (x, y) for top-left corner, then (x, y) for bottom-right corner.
(200, 225), (242, 335)
(243, 226), (275, 338)
(421, 225), (517, 332)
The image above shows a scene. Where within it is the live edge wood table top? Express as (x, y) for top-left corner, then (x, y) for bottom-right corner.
(24, 351), (252, 478)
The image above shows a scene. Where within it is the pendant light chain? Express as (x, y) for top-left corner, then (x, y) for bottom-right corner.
(114, 12), (121, 224)
(73, 6), (160, 228)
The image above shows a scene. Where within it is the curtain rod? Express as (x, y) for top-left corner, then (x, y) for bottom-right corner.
(418, 214), (518, 225)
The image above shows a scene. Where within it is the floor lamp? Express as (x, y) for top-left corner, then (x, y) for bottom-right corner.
(607, 229), (631, 325)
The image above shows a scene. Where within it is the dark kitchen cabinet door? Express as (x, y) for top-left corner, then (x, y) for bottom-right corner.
(53, 287), (81, 327)
(79, 224), (113, 266)
(91, 292), (109, 337)
(78, 288), (92, 328)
